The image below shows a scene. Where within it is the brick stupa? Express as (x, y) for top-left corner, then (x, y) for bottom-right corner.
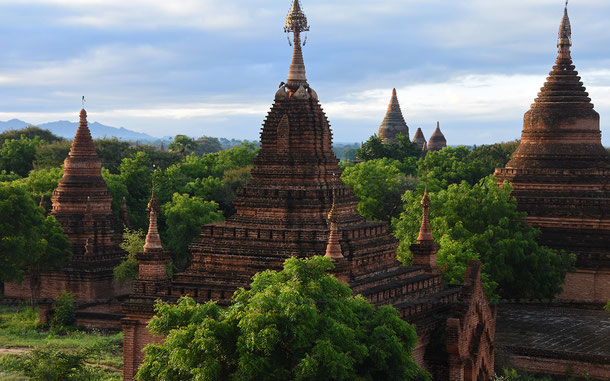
(378, 88), (410, 143)
(427, 121), (447, 151)
(122, 2), (495, 379)
(495, 5), (610, 304)
(5, 109), (129, 303)
(413, 127), (428, 151)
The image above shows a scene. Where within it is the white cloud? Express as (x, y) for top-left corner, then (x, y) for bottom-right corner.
(4, 0), (266, 30)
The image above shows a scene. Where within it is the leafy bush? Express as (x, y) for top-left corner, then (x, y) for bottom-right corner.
(114, 228), (145, 282)
(137, 257), (429, 381)
(53, 291), (76, 328)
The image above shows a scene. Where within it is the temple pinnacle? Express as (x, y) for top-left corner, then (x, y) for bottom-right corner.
(557, 2), (572, 60)
(144, 182), (163, 252)
(285, 0), (309, 85)
(417, 189), (434, 243)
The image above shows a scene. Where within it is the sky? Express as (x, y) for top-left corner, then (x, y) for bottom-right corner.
(0, 0), (609, 145)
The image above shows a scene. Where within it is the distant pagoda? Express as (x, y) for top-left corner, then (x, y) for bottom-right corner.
(495, 4), (610, 303)
(378, 88), (409, 143)
(122, 2), (495, 379)
(413, 127), (427, 151)
(4, 109), (129, 303)
(427, 121), (447, 151)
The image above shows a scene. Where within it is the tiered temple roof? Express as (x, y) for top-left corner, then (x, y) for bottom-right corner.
(122, 2), (495, 379)
(4, 109), (128, 303)
(427, 121), (447, 151)
(495, 4), (610, 304)
(378, 88), (409, 143)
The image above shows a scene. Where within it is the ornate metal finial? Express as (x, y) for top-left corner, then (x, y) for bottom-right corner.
(285, 0), (309, 85)
(148, 167), (159, 212)
(81, 96), (86, 108)
(285, 0), (309, 36)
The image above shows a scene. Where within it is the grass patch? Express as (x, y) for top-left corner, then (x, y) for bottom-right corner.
(0, 305), (122, 379)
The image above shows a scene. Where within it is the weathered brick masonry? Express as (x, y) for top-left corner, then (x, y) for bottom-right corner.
(122, 2), (495, 380)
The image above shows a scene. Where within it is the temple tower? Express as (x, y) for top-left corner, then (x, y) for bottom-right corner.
(378, 88), (410, 143)
(495, 4), (610, 303)
(413, 127), (427, 152)
(4, 109), (128, 302)
(427, 121), (447, 151)
(122, 2), (495, 379)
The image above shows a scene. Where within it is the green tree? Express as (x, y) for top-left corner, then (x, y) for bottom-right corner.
(193, 136), (223, 156)
(0, 135), (41, 177)
(14, 167), (63, 205)
(342, 158), (418, 222)
(161, 193), (224, 271)
(114, 228), (145, 282)
(0, 183), (71, 285)
(137, 257), (429, 381)
(120, 152), (153, 229)
(168, 135), (197, 155)
(392, 176), (574, 301)
(0, 126), (63, 145)
(101, 169), (129, 215)
(34, 140), (71, 169)
(417, 146), (491, 192)
(95, 138), (133, 174)
(356, 134), (422, 167)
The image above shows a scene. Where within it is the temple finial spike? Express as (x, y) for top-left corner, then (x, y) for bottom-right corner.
(557, 2), (572, 60)
(144, 176), (163, 252)
(285, 0), (309, 86)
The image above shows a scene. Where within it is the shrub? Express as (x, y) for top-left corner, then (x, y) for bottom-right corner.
(53, 291), (76, 328)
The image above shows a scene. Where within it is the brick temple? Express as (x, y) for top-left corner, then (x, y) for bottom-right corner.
(427, 122), (447, 152)
(122, 1), (495, 380)
(4, 109), (130, 325)
(494, 5), (610, 380)
(378, 88), (410, 143)
(494, 5), (610, 305)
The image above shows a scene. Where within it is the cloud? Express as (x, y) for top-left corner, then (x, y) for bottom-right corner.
(5, 0), (269, 31)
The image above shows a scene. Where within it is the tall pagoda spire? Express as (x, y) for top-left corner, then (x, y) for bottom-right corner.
(143, 182), (162, 252)
(51, 108), (113, 215)
(410, 183), (439, 270)
(557, 2), (571, 61)
(504, 3), (608, 169)
(378, 88), (409, 144)
(285, 0), (309, 86)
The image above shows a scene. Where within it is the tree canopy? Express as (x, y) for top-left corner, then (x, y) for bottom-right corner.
(0, 135), (41, 177)
(341, 158), (417, 222)
(137, 256), (429, 381)
(0, 182), (70, 284)
(392, 176), (574, 300)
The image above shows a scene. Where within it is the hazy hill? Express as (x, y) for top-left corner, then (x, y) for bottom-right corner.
(0, 119), (158, 142)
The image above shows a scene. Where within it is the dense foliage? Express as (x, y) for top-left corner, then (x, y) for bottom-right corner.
(341, 158), (418, 222)
(393, 176), (574, 300)
(114, 228), (145, 282)
(0, 182), (70, 285)
(137, 257), (429, 381)
(356, 134), (422, 166)
(417, 143), (518, 192)
(52, 291), (76, 328)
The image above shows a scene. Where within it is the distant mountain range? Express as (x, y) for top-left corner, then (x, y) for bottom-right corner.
(0, 119), (160, 142)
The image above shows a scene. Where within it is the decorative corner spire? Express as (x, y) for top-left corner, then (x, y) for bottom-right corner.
(325, 181), (343, 259)
(557, 2), (572, 60)
(39, 195), (45, 209)
(417, 184), (434, 243)
(285, 0), (309, 86)
(120, 196), (130, 227)
(144, 175), (162, 252)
